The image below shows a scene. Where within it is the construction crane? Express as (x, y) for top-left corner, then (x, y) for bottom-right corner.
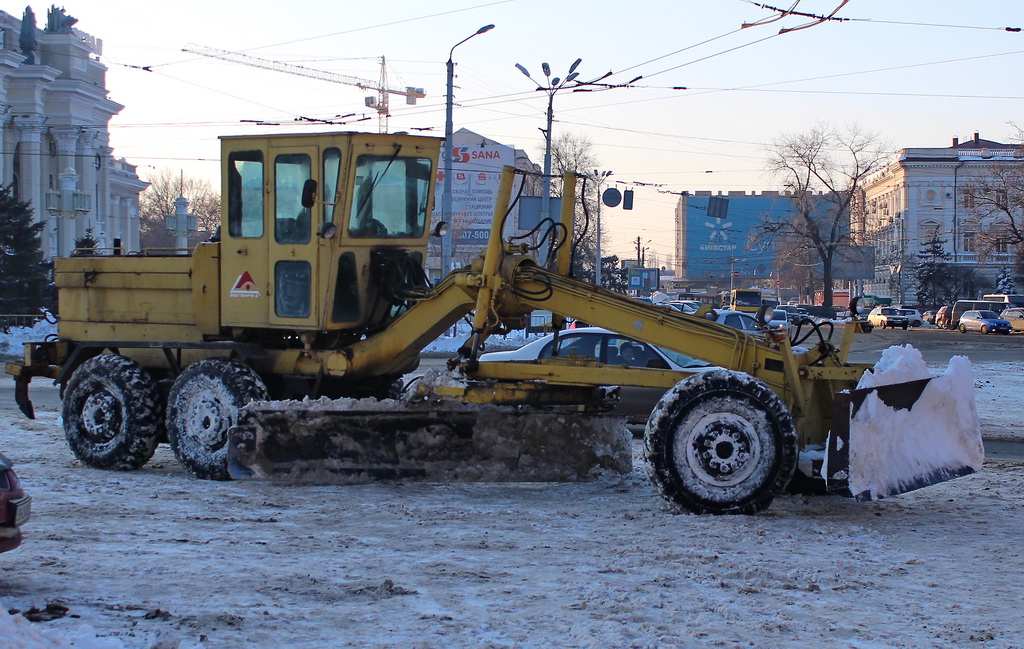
(184, 44), (426, 133)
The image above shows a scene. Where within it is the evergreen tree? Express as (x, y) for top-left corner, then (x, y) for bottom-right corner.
(913, 234), (956, 307)
(73, 226), (98, 255)
(996, 266), (1016, 294)
(0, 184), (52, 314)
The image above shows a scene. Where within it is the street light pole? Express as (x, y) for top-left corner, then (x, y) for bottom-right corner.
(592, 169), (612, 286)
(515, 58), (584, 232)
(442, 24), (494, 278)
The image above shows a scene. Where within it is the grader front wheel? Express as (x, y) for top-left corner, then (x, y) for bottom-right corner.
(644, 370), (797, 515)
(166, 358), (268, 480)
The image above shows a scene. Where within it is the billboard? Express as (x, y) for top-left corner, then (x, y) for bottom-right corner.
(628, 267), (660, 291)
(682, 194), (794, 279)
(433, 144), (516, 250)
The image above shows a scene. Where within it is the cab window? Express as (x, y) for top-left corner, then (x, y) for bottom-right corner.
(275, 153), (311, 244)
(349, 154), (433, 238)
(227, 151), (264, 238)
(323, 148), (342, 226)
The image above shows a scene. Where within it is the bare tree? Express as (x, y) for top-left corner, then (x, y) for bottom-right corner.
(960, 161), (1024, 264)
(757, 124), (889, 307)
(139, 169), (221, 249)
(546, 132), (603, 282)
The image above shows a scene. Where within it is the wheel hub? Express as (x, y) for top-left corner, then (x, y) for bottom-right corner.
(188, 394), (229, 451)
(685, 415), (761, 487)
(81, 391), (122, 444)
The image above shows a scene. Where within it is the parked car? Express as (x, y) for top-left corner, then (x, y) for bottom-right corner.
(706, 309), (763, 335)
(922, 310), (937, 325)
(1002, 307), (1024, 332)
(0, 452), (30, 553)
(935, 305), (952, 329)
(766, 307), (791, 330)
(958, 310), (1011, 334)
(867, 306), (910, 330)
(479, 327), (715, 422)
(950, 300), (1007, 330)
(896, 307), (924, 327)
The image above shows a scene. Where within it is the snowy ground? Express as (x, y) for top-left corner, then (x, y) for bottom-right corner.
(1, 325), (1023, 648)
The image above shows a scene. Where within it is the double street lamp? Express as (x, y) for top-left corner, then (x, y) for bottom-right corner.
(514, 58), (583, 231)
(441, 24), (495, 277)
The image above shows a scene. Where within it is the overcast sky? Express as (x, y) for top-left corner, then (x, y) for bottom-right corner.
(12, 0), (1023, 260)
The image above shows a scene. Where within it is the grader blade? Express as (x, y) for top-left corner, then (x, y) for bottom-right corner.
(824, 353), (983, 501)
(227, 398), (631, 482)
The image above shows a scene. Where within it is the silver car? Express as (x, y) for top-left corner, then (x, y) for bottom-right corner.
(1002, 307), (1024, 332)
(479, 327), (713, 422)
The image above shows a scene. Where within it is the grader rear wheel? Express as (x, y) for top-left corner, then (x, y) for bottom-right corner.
(644, 370), (797, 515)
(166, 358), (268, 480)
(62, 354), (163, 470)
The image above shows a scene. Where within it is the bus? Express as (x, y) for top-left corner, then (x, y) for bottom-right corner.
(721, 288), (763, 313)
(982, 294), (1024, 307)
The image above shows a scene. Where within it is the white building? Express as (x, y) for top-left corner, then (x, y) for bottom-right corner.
(859, 133), (1022, 302)
(0, 6), (146, 258)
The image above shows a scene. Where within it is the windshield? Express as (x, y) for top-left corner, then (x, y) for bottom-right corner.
(657, 346), (712, 369)
(349, 154), (433, 238)
(733, 291), (761, 307)
(978, 311), (1000, 319)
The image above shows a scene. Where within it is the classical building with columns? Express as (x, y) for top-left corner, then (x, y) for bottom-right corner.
(0, 6), (146, 258)
(857, 133), (1023, 303)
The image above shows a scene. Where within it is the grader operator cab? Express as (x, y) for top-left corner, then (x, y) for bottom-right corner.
(7, 131), (983, 515)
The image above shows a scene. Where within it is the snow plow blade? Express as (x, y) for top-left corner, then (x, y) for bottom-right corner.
(824, 352), (984, 501)
(227, 398), (631, 482)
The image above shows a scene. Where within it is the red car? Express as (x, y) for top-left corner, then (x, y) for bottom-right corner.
(1, 452), (30, 552)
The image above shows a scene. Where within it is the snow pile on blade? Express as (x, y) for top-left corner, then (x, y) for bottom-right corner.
(826, 345), (983, 501)
(228, 396), (631, 483)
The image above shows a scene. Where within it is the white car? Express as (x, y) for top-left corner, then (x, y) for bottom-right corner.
(479, 327), (713, 423)
(895, 307), (924, 327)
(867, 306), (910, 329)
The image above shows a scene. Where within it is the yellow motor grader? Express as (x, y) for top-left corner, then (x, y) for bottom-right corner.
(6, 131), (982, 514)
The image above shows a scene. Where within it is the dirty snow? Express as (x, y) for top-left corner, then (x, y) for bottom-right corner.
(1, 327), (1024, 648)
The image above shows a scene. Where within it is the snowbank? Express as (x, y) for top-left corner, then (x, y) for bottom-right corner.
(0, 320), (56, 358)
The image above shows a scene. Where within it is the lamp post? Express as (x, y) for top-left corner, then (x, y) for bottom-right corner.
(441, 24), (494, 278)
(514, 58), (584, 232)
(592, 169), (612, 286)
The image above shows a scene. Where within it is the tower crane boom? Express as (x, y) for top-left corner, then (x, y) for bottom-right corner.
(183, 44), (425, 133)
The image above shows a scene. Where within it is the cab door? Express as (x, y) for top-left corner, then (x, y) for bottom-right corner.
(267, 145), (320, 328)
(221, 145), (270, 328)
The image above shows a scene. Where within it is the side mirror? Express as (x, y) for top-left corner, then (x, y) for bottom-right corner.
(301, 179), (318, 209)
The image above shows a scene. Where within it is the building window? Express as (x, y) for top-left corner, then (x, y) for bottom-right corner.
(962, 190), (975, 209)
(963, 231), (975, 253)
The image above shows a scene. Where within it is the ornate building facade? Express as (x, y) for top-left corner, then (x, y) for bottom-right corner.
(858, 133), (1022, 303)
(0, 6), (146, 258)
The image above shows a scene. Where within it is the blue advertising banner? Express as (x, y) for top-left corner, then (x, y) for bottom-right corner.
(683, 194), (794, 278)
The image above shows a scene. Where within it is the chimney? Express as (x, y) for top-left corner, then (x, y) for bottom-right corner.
(953, 137), (959, 146)
(974, 132), (980, 144)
